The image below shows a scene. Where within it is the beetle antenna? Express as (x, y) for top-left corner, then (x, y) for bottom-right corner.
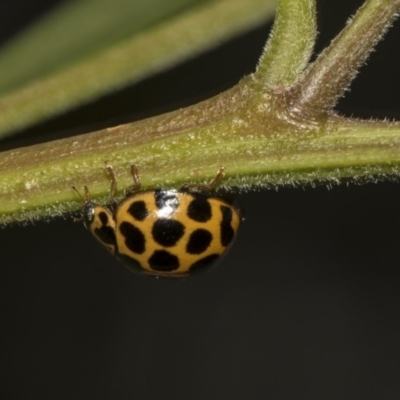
(72, 185), (91, 203)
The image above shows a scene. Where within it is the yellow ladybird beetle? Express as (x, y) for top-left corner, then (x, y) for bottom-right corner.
(73, 163), (242, 278)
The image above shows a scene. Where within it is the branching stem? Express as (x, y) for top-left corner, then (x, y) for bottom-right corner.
(1, 0), (400, 225)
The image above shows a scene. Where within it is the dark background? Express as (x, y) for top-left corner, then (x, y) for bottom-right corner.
(1, 1), (400, 399)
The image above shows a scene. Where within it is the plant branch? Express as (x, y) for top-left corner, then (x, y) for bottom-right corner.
(255, 0), (316, 88)
(1, 83), (400, 225)
(1, 0), (400, 226)
(294, 0), (400, 113)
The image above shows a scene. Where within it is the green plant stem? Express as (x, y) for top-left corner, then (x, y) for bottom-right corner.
(0, 0), (400, 226)
(295, 0), (400, 112)
(1, 81), (400, 225)
(255, 0), (316, 88)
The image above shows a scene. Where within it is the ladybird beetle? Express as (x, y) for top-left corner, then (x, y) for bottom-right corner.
(73, 163), (242, 278)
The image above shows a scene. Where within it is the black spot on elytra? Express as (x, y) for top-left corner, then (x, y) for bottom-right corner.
(152, 219), (185, 246)
(94, 225), (116, 246)
(186, 229), (212, 254)
(99, 211), (109, 225)
(187, 195), (212, 222)
(148, 250), (180, 271)
(189, 254), (220, 271)
(119, 221), (145, 254)
(127, 200), (148, 221)
(220, 205), (234, 246)
(154, 190), (179, 211)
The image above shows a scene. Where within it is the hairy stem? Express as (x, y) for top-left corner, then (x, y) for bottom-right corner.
(294, 0), (400, 113)
(255, 0), (316, 88)
(1, 0), (400, 226)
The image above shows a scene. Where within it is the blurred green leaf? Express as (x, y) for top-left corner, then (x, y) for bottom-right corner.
(0, 0), (277, 138)
(0, 0), (207, 94)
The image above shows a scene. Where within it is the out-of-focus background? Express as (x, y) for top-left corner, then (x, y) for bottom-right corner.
(1, 1), (400, 399)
